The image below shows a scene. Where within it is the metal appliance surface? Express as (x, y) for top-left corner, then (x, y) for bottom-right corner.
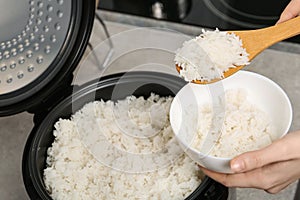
(0, 0), (94, 116)
(0, 0), (72, 95)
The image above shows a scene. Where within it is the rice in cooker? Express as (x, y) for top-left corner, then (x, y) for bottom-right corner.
(174, 29), (250, 82)
(192, 89), (275, 158)
(44, 94), (203, 200)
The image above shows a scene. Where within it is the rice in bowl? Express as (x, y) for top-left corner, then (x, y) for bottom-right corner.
(192, 89), (275, 158)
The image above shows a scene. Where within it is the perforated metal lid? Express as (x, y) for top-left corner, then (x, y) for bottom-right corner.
(0, 0), (95, 115)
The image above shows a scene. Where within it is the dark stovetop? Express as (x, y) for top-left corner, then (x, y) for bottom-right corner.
(98, 0), (300, 43)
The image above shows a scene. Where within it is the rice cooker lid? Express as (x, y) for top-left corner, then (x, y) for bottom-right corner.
(0, 0), (95, 116)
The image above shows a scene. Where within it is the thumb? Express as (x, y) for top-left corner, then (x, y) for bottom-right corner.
(230, 132), (300, 173)
(276, 0), (300, 24)
(277, 12), (295, 24)
(229, 149), (268, 173)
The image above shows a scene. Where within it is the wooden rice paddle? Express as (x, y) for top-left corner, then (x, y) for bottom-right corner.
(176, 16), (300, 84)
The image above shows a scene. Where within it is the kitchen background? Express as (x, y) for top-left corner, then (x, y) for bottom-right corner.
(1, 0), (300, 199)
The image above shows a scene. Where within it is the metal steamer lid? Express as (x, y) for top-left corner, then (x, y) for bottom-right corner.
(0, 0), (95, 116)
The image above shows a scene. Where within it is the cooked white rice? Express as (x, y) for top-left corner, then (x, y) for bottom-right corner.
(44, 94), (203, 200)
(174, 29), (250, 82)
(192, 89), (274, 158)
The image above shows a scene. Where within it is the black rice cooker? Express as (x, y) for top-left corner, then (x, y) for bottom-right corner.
(0, 0), (229, 199)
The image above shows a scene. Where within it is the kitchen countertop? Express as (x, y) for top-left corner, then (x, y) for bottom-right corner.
(1, 9), (300, 199)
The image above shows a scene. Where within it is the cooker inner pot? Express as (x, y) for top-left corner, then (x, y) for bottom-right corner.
(23, 72), (229, 199)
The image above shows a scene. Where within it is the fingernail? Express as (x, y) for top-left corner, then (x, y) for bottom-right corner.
(231, 160), (245, 172)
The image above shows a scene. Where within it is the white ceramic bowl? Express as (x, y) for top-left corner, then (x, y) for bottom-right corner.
(170, 70), (293, 173)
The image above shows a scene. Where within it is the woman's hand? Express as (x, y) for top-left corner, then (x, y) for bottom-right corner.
(277, 0), (300, 23)
(200, 131), (300, 194)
